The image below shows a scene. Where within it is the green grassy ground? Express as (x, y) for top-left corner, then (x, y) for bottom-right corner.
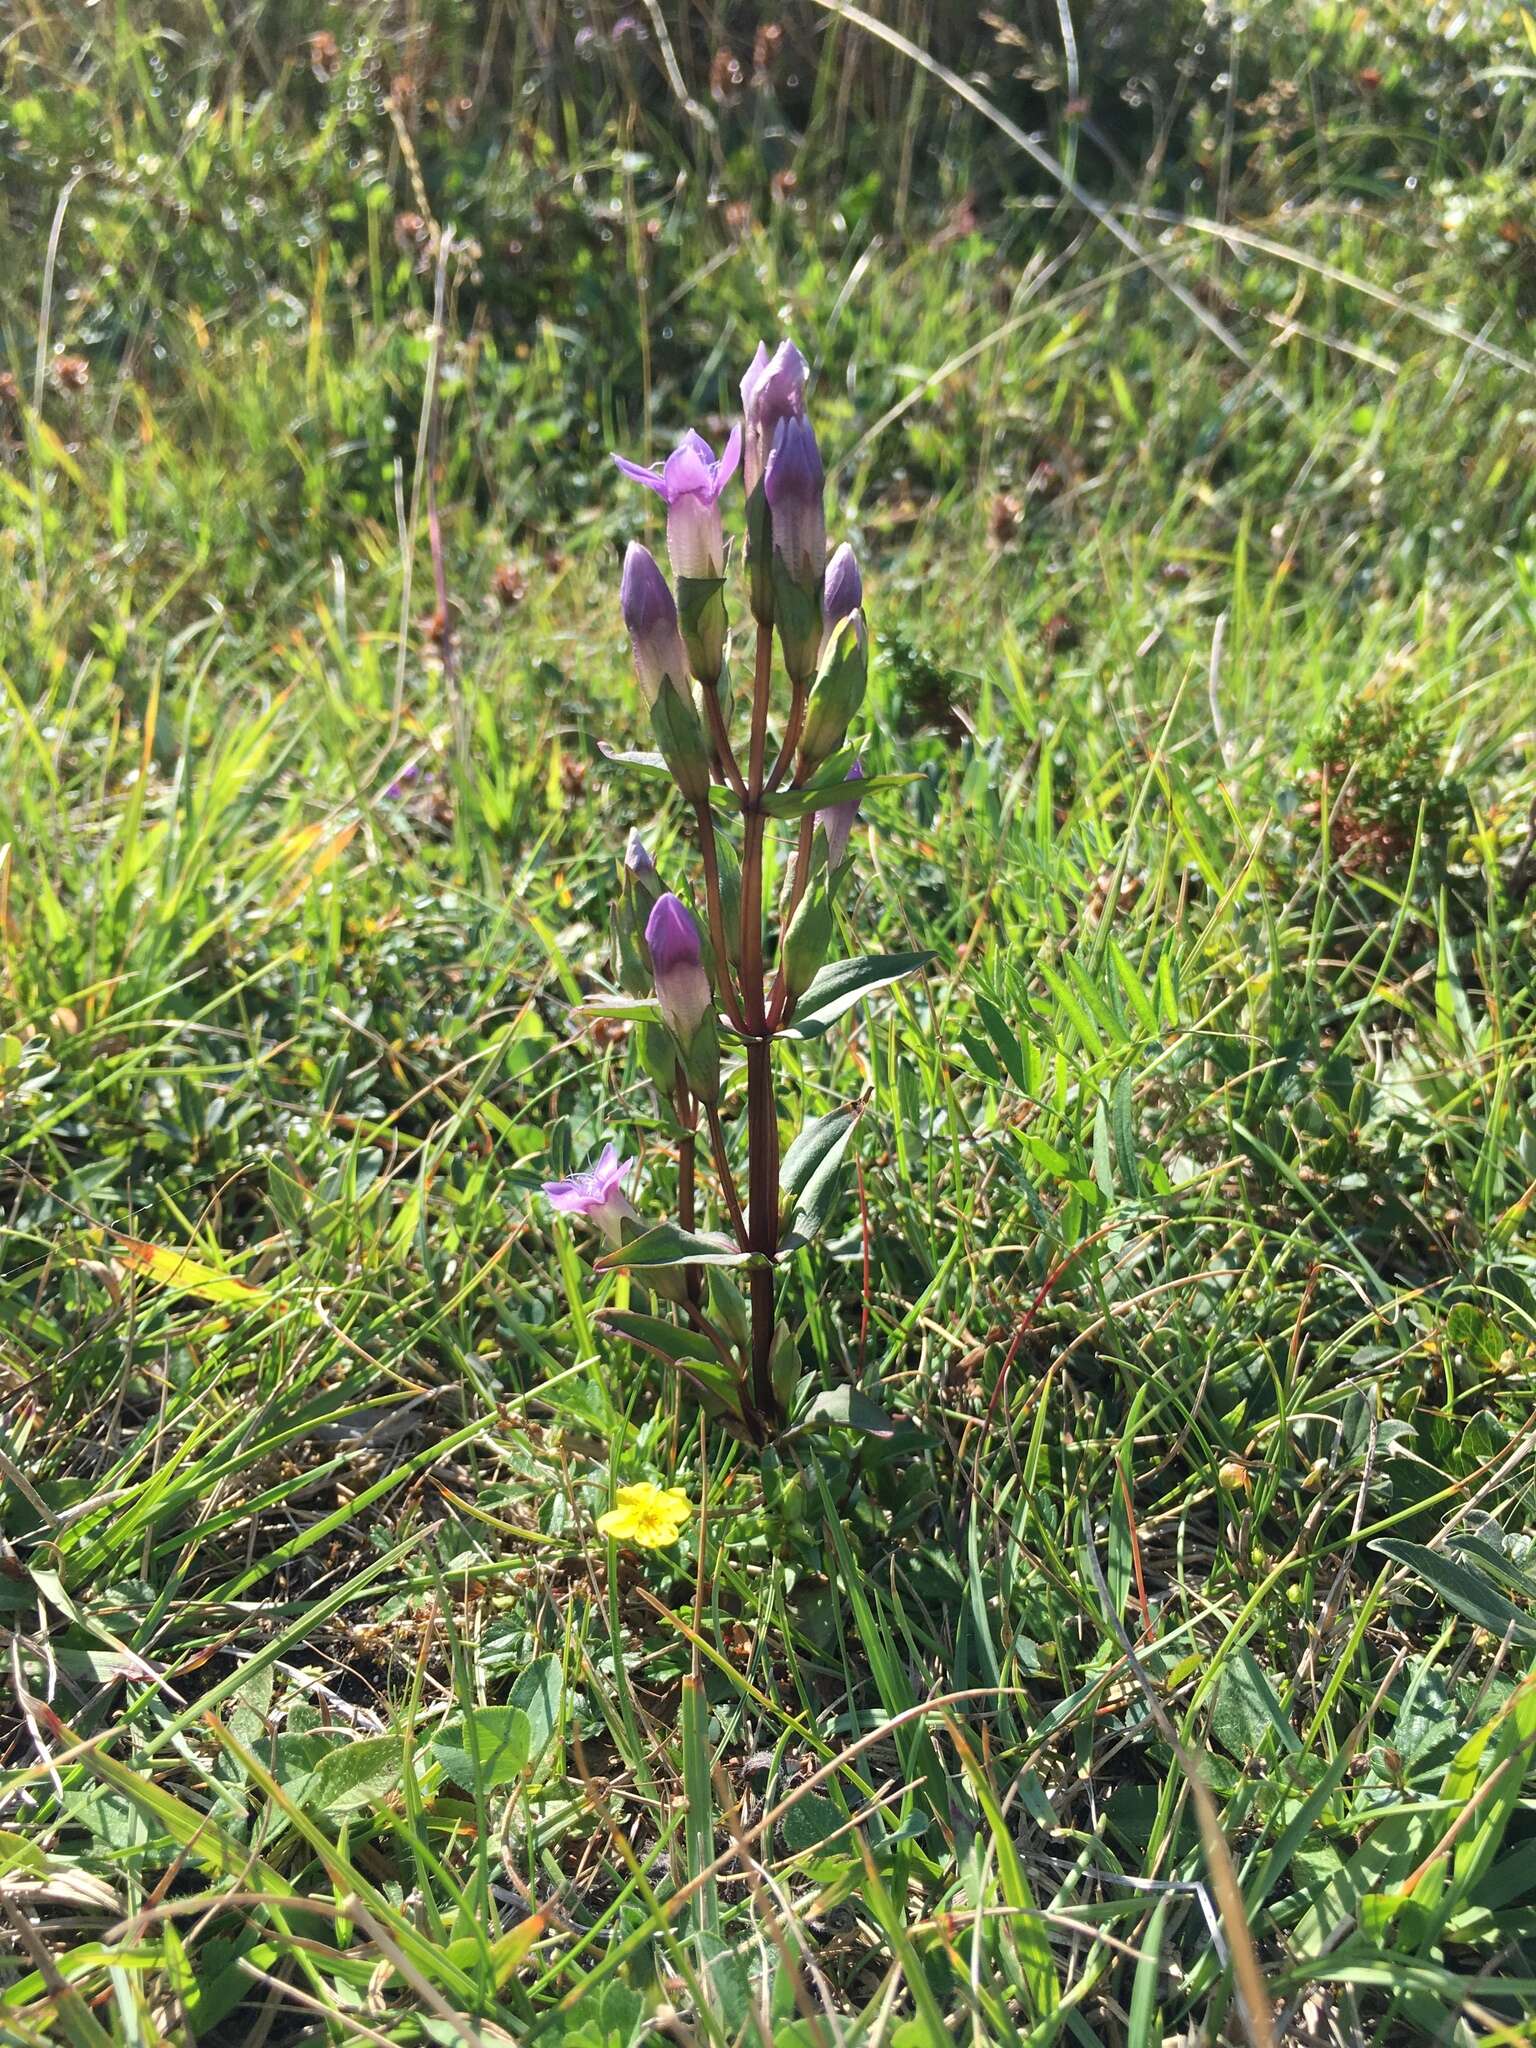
(5, 4), (1536, 2043)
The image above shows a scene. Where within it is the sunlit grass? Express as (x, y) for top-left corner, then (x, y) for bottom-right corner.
(3, 5), (1536, 2044)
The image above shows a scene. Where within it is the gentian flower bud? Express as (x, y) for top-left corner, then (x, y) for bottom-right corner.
(625, 830), (663, 905)
(621, 543), (688, 709)
(646, 892), (720, 1102)
(742, 338), (808, 623)
(799, 611), (868, 768)
(781, 869), (834, 1001)
(621, 543), (712, 801)
(543, 1143), (639, 1246)
(765, 417), (825, 684)
(821, 542), (862, 647)
(765, 417), (825, 581)
(817, 757), (864, 872)
(741, 339), (806, 494)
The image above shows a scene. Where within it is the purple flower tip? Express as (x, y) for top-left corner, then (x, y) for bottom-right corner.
(764, 415), (823, 505)
(543, 1141), (629, 1218)
(645, 891), (702, 974)
(823, 542), (862, 627)
(620, 541), (676, 634)
(625, 829), (655, 876)
(614, 426), (742, 508)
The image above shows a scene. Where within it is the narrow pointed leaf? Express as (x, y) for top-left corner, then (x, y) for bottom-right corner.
(598, 1310), (744, 1414)
(594, 1221), (750, 1271)
(779, 1107), (858, 1248)
(1373, 1539), (1536, 1645)
(761, 769), (922, 821)
(785, 951), (935, 1038)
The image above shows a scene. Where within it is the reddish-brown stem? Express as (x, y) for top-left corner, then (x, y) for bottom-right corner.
(705, 1105), (749, 1247)
(745, 1036), (778, 1422)
(681, 1297), (741, 1376)
(676, 1084), (700, 1308)
(764, 680), (807, 795)
(695, 804), (747, 1034)
(703, 685), (746, 800)
(737, 619), (781, 1424)
(740, 625), (774, 1031)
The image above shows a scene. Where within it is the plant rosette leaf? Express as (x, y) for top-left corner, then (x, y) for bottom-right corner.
(429, 1706), (532, 1792)
(793, 1385), (897, 1438)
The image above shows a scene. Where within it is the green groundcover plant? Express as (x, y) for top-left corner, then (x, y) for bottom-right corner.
(543, 341), (928, 1441)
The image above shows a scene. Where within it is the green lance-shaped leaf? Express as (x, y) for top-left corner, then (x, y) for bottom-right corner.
(769, 1320), (803, 1412)
(1373, 1539), (1536, 1646)
(783, 950), (936, 1039)
(760, 768), (921, 821)
(707, 1267), (751, 1351)
(598, 1309), (744, 1416)
(595, 1220), (752, 1271)
(779, 1105), (859, 1249)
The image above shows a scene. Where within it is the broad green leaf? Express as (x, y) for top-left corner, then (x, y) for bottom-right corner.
(307, 1734), (406, 1814)
(798, 1385), (895, 1437)
(1374, 1540), (1536, 1645)
(595, 1221), (750, 1271)
(508, 1654), (564, 1771)
(780, 1106), (858, 1247)
(786, 951), (935, 1038)
(430, 1706), (531, 1792)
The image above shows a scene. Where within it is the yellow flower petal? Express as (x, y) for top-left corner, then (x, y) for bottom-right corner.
(597, 1481), (692, 1549)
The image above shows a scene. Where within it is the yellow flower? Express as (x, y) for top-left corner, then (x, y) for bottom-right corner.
(597, 1482), (692, 1549)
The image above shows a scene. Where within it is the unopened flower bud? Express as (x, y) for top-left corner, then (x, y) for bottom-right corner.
(821, 542), (862, 647)
(741, 339), (807, 494)
(780, 869), (834, 1002)
(646, 892), (720, 1101)
(743, 337), (808, 623)
(799, 611), (868, 767)
(621, 543), (688, 708)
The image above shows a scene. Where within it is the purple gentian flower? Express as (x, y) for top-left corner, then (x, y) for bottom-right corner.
(543, 1143), (639, 1245)
(620, 542), (689, 706)
(625, 829), (655, 877)
(645, 892), (713, 1041)
(818, 758), (865, 871)
(613, 428), (742, 582)
(764, 415), (825, 584)
(822, 542), (862, 643)
(741, 339), (807, 494)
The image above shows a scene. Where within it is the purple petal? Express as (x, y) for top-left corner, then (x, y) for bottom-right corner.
(714, 423), (742, 492)
(621, 542), (677, 635)
(612, 451), (669, 497)
(661, 437), (715, 501)
(823, 541), (862, 628)
(645, 891), (702, 975)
